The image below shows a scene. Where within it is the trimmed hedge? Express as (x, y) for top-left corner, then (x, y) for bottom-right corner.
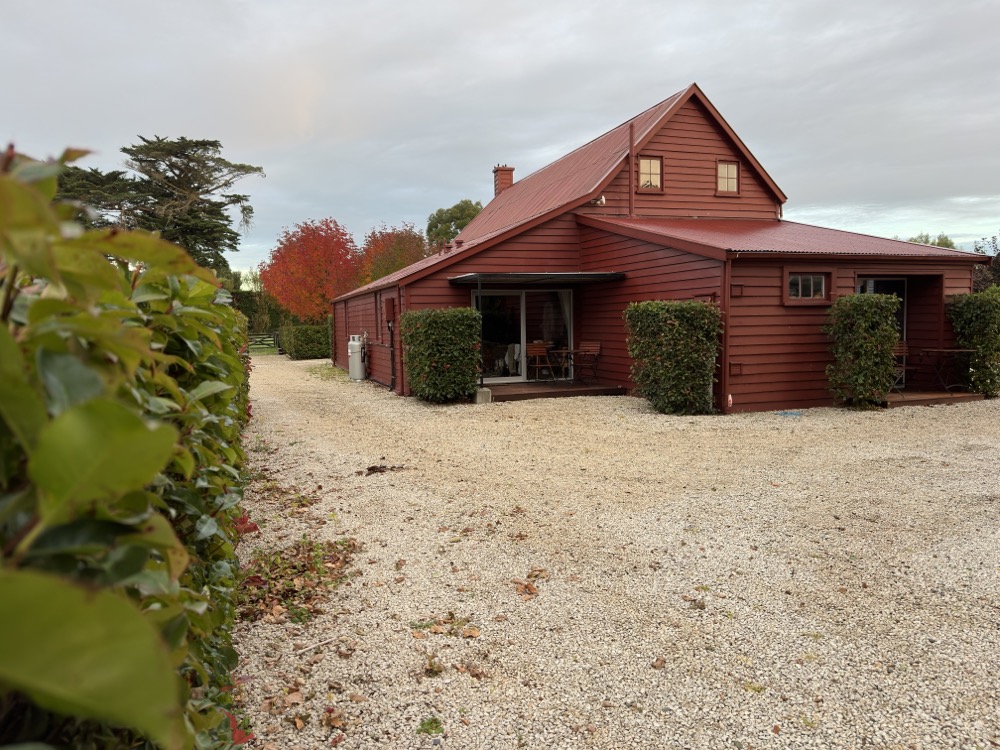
(280, 322), (331, 359)
(824, 293), (900, 407)
(623, 300), (723, 415)
(399, 307), (481, 403)
(947, 286), (1000, 397)
(0, 150), (249, 748)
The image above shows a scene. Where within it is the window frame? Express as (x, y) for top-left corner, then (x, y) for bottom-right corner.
(637, 155), (663, 193)
(716, 159), (740, 197)
(783, 267), (836, 306)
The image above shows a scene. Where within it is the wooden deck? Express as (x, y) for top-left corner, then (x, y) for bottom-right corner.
(885, 390), (984, 408)
(486, 381), (626, 402)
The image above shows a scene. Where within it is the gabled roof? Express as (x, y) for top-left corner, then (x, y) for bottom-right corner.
(337, 83), (786, 301)
(455, 82), (785, 250)
(580, 216), (985, 260)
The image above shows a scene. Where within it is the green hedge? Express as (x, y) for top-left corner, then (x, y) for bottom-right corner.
(280, 322), (331, 359)
(399, 307), (481, 403)
(0, 150), (249, 748)
(623, 300), (723, 414)
(947, 286), (1000, 397)
(824, 293), (900, 407)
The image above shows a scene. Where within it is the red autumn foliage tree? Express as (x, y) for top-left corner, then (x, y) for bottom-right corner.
(259, 218), (360, 322)
(358, 222), (430, 286)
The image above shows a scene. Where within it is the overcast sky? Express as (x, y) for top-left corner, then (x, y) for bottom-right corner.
(6, 0), (998, 269)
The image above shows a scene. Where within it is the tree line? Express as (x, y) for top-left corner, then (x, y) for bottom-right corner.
(57, 136), (483, 327)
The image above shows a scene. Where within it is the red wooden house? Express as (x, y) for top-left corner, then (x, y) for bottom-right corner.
(333, 83), (985, 413)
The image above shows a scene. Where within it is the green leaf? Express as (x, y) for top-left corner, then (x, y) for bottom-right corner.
(29, 399), (178, 522)
(37, 349), (105, 415)
(0, 568), (185, 750)
(120, 512), (190, 580)
(0, 326), (47, 450)
(187, 380), (234, 402)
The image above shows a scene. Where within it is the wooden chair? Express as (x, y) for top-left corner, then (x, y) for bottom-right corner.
(891, 341), (917, 392)
(574, 341), (601, 383)
(526, 342), (555, 381)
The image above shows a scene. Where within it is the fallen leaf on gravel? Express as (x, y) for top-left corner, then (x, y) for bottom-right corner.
(412, 630), (427, 639)
(394, 576), (405, 583)
(348, 693), (368, 702)
(293, 715), (305, 729)
(323, 708), (347, 728)
(772, 723), (781, 734)
(285, 691), (303, 705)
(462, 626), (481, 638)
(494, 614), (509, 622)
(527, 567), (549, 580)
(651, 657), (666, 669)
(394, 559), (406, 570)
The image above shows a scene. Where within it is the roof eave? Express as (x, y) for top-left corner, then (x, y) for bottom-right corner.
(576, 214), (729, 262)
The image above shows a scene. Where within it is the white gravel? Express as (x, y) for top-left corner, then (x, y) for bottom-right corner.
(233, 355), (1000, 750)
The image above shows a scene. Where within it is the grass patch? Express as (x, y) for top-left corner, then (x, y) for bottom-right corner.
(416, 717), (443, 735)
(306, 363), (348, 381)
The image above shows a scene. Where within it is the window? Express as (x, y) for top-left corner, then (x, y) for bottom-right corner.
(638, 156), (662, 190)
(784, 269), (834, 305)
(717, 160), (739, 195)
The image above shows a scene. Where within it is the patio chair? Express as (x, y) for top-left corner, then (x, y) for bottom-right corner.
(574, 341), (601, 383)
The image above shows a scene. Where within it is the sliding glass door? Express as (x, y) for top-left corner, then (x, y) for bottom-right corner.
(474, 290), (573, 383)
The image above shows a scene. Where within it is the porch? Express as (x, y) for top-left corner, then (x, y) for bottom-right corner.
(487, 381), (626, 402)
(885, 390), (984, 408)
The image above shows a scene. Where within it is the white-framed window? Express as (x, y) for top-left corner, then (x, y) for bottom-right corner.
(717, 160), (739, 195)
(638, 156), (662, 190)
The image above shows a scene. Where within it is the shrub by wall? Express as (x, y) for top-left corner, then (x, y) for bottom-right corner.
(623, 300), (723, 415)
(823, 293), (900, 407)
(280, 322), (331, 359)
(0, 150), (249, 748)
(399, 307), (481, 403)
(947, 286), (1000, 397)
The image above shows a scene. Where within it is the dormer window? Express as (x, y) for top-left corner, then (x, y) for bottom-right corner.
(717, 160), (740, 195)
(638, 156), (662, 191)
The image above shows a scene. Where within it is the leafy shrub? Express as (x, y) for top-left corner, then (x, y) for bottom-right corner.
(824, 293), (899, 407)
(947, 286), (1000, 396)
(399, 308), (481, 403)
(623, 300), (723, 414)
(0, 148), (249, 748)
(280, 322), (331, 359)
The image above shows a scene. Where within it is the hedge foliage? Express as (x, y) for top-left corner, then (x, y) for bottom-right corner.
(0, 149), (249, 748)
(824, 293), (900, 407)
(947, 286), (1000, 397)
(399, 307), (481, 403)
(280, 323), (331, 359)
(623, 300), (723, 414)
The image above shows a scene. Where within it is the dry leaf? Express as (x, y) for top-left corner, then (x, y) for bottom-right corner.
(285, 691), (303, 705)
(411, 630), (427, 639)
(462, 626), (481, 638)
(348, 693), (368, 703)
(651, 656), (666, 669)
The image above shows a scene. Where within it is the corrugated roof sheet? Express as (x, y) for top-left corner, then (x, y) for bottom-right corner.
(453, 89), (688, 249)
(595, 217), (983, 259)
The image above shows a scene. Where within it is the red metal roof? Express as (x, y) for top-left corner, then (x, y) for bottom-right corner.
(589, 217), (984, 260)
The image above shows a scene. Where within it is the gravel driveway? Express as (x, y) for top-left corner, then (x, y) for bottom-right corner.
(234, 355), (999, 750)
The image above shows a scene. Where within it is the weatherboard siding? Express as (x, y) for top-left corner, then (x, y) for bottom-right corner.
(724, 260), (974, 412)
(583, 99), (781, 221)
(578, 226), (724, 387)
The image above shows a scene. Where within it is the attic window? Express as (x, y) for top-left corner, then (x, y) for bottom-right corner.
(717, 160), (740, 195)
(638, 156), (662, 191)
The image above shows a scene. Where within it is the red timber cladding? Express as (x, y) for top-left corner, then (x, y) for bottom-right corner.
(403, 216), (582, 310)
(332, 300), (348, 369)
(725, 259), (974, 412)
(578, 226), (723, 387)
(583, 99), (780, 221)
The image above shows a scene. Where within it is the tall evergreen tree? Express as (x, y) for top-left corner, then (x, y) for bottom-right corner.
(57, 137), (264, 274)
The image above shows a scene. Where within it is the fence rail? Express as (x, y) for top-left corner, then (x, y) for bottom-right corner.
(248, 331), (279, 350)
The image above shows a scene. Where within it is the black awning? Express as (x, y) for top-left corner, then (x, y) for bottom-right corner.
(448, 272), (625, 287)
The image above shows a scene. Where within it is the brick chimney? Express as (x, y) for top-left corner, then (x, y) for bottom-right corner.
(493, 164), (514, 196)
